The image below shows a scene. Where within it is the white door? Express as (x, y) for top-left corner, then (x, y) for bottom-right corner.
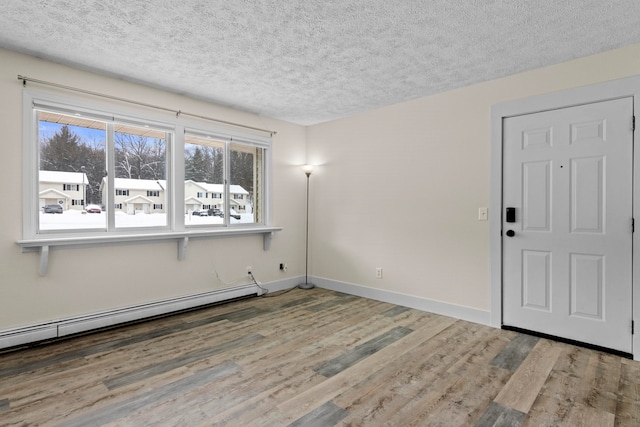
(502, 97), (634, 353)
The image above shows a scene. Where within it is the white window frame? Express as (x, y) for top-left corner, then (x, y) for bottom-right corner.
(183, 126), (268, 229)
(19, 90), (280, 275)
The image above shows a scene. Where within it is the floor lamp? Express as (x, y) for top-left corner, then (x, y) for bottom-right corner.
(298, 164), (315, 289)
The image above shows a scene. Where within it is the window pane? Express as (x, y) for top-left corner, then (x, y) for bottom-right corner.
(38, 111), (106, 231)
(113, 124), (168, 228)
(184, 134), (225, 225)
(230, 143), (263, 224)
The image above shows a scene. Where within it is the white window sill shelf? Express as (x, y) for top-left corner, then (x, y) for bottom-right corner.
(17, 226), (283, 276)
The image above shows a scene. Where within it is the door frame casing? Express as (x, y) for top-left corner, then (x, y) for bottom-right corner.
(490, 76), (640, 360)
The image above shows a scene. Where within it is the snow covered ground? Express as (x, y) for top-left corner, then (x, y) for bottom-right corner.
(39, 210), (254, 230)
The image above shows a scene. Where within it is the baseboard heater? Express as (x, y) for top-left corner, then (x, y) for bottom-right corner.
(0, 284), (261, 351)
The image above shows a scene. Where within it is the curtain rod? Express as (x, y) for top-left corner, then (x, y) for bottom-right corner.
(17, 75), (276, 136)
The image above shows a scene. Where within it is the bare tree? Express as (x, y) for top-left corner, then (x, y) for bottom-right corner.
(115, 133), (166, 179)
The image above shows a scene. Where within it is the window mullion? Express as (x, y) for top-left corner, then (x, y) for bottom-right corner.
(106, 122), (115, 231)
(224, 141), (230, 227)
(173, 126), (185, 231)
(26, 101), (39, 237)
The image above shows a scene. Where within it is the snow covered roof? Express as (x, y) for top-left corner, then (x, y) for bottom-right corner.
(185, 180), (248, 195)
(39, 188), (70, 198)
(103, 178), (247, 194)
(110, 178), (167, 191)
(39, 170), (88, 184)
(199, 183), (248, 195)
(124, 195), (155, 204)
(229, 185), (249, 195)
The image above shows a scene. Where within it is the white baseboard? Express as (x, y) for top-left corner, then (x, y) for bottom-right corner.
(0, 324), (59, 350)
(312, 276), (491, 326)
(261, 276), (304, 293)
(0, 275), (490, 351)
(0, 283), (268, 350)
(56, 284), (261, 337)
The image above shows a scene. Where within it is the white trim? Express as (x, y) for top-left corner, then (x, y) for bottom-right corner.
(263, 276), (303, 294)
(23, 89), (274, 237)
(22, 89), (277, 275)
(17, 226), (282, 249)
(490, 75), (640, 360)
(0, 278), (297, 351)
(0, 275), (492, 351)
(17, 226), (282, 276)
(313, 277), (491, 326)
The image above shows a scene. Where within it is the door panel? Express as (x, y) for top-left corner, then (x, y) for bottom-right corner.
(522, 250), (551, 310)
(570, 253), (603, 319)
(503, 97), (633, 353)
(571, 156), (603, 233)
(523, 161), (551, 231)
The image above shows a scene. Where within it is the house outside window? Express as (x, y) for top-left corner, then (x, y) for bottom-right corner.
(38, 170), (89, 218)
(184, 130), (259, 225)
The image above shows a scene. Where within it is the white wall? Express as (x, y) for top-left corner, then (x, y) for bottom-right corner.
(306, 43), (640, 316)
(0, 48), (308, 331)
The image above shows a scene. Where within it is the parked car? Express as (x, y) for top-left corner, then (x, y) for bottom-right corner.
(205, 208), (240, 219)
(192, 210), (208, 216)
(85, 204), (102, 213)
(43, 204), (63, 214)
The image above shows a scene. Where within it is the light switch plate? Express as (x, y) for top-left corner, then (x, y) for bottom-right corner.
(478, 207), (488, 221)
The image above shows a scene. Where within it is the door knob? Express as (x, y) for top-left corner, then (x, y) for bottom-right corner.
(506, 230), (515, 237)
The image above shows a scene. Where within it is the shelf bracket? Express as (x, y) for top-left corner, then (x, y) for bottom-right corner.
(262, 232), (273, 251)
(263, 232), (273, 251)
(39, 245), (49, 276)
(178, 237), (188, 260)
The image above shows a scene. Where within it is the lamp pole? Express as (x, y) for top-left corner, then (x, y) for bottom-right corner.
(298, 165), (315, 289)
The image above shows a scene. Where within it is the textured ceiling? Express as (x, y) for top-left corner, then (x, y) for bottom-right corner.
(1, 1), (640, 125)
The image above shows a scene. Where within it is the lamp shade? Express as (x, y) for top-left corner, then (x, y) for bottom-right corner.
(301, 164), (315, 175)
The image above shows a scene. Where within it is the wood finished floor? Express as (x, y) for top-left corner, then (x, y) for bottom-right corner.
(0, 288), (639, 426)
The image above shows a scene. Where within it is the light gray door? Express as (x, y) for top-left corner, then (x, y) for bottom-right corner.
(502, 97), (634, 353)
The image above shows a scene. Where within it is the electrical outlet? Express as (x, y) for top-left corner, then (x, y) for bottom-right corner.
(247, 266), (252, 275)
(376, 267), (383, 279)
(478, 207), (488, 221)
